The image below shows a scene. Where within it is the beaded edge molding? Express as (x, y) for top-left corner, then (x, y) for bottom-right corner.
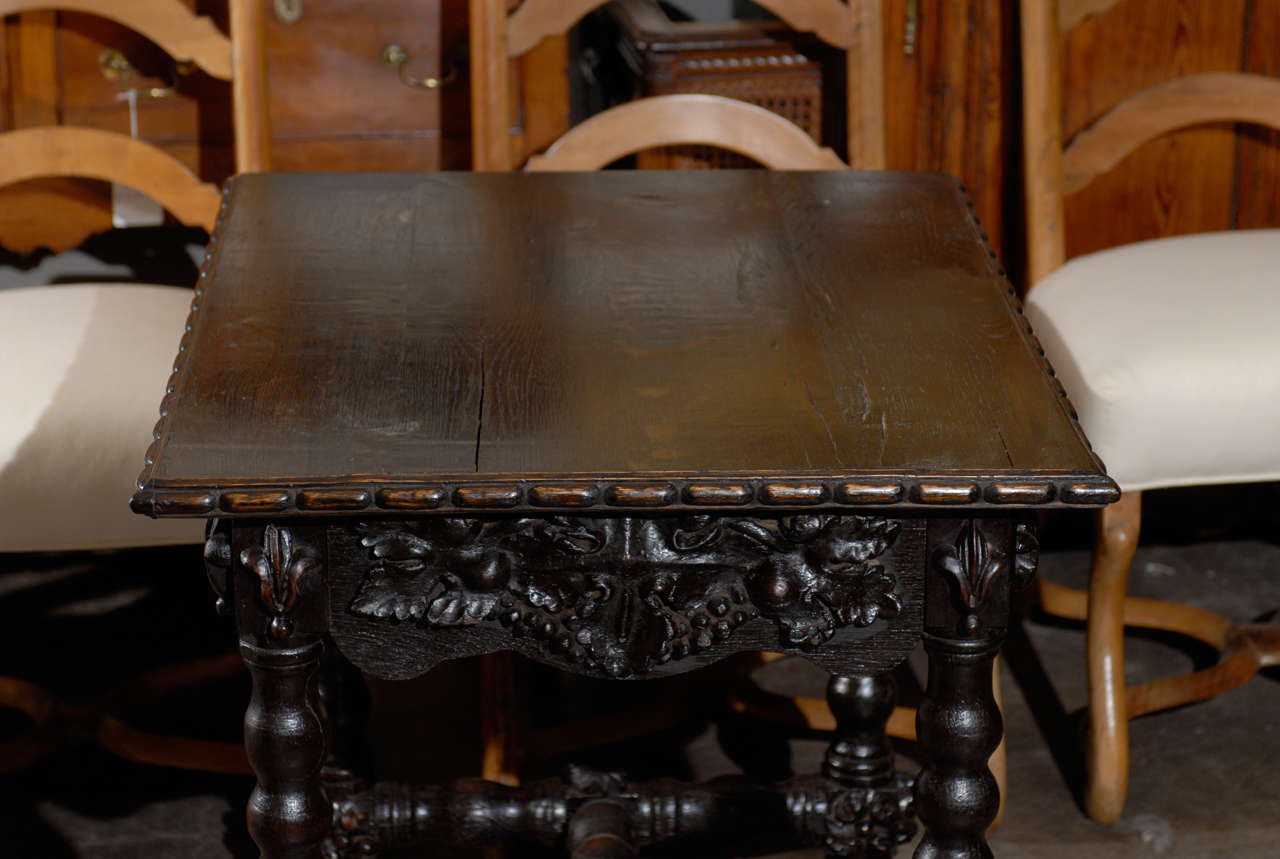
(132, 474), (1118, 517)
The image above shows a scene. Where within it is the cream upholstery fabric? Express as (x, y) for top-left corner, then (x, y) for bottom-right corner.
(0, 284), (204, 551)
(1025, 230), (1280, 492)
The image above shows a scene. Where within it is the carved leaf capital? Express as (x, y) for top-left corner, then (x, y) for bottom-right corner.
(241, 524), (321, 638)
(932, 519), (1007, 619)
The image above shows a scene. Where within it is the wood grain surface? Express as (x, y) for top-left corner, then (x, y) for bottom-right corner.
(1061, 0), (1253, 258)
(133, 170), (1114, 516)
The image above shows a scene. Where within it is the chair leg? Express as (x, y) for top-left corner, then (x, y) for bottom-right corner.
(481, 652), (521, 787)
(989, 657), (1007, 831)
(1084, 490), (1142, 825)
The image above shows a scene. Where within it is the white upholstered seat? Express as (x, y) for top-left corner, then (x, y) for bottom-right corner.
(1025, 229), (1280, 492)
(0, 284), (204, 551)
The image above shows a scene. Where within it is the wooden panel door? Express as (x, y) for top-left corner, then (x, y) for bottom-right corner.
(882, 0), (1015, 258)
(1061, 0), (1280, 259)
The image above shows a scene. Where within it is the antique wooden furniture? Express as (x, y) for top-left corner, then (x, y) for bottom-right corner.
(470, 0), (885, 170)
(0, 0), (267, 773)
(1020, 0), (1280, 825)
(525, 92), (845, 170)
(0, 0), (475, 253)
(132, 169), (1117, 858)
(582, 0), (825, 170)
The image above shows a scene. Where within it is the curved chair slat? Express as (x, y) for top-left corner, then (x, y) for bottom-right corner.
(506, 0), (855, 58)
(505, 0), (606, 57)
(525, 94), (848, 172)
(0, 127), (221, 231)
(1063, 72), (1280, 194)
(1058, 0), (1123, 32)
(753, 0), (855, 48)
(0, 0), (231, 80)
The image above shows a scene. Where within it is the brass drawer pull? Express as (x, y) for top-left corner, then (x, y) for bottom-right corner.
(380, 43), (459, 90)
(274, 0), (303, 25)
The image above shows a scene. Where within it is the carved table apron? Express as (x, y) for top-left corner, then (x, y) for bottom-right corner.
(134, 171), (1116, 858)
(209, 511), (1034, 858)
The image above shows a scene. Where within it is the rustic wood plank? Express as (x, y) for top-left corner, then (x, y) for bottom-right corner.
(136, 171), (1112, 515)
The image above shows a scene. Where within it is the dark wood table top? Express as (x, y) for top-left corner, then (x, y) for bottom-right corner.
(132, 170), (1116, 518)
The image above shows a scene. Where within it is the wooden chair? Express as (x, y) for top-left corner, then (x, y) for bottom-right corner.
(1020, 0), (1280, 824)
(525, 93), (847, 170)
(469, 0), (886, 170)
(0, 0), (269, 773)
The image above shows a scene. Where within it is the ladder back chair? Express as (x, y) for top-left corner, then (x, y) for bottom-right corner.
(0, 0), (269, 552)
(469, 0), (886, 170)
(1020, 0), (1280, 825)
(0, 0), (269, 775)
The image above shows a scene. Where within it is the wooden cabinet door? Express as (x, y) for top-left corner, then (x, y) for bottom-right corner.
(1062, 0), (1280, 260)
(882, 0), (1015, 259)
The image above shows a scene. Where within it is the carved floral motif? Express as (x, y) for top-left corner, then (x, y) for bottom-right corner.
(241, 524), (322, 638)
(932, 519), (1007, 627)
(349, 515), (902, 676)
(823, 773), (917, 857)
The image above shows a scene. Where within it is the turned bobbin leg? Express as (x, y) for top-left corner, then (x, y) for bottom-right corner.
(914, 518), (1012, 859)
(241, 639), (330, 858)
(235, 524), (331, 859)
(914, 636), (1003, 859)
(822, 673), (916, 858)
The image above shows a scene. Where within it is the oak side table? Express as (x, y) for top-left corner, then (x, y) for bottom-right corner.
(132, 171), (1117, 859)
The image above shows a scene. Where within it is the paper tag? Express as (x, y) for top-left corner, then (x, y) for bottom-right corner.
(112, 88), (164, 229)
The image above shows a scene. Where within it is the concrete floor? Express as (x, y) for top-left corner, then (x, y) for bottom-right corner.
(1, 485), (1276, 857)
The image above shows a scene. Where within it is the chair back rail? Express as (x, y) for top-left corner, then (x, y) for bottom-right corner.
(0, 128), (222, 231)
(524, 94), (848, 172)
(1062, 72), (1280, 194)
(471, 0), (883, 171)
(0, 0), (233, 80)
(1021, 0), (1280, 284)
(1057, 0), (1123, 32)
(507, 0), (857, 57)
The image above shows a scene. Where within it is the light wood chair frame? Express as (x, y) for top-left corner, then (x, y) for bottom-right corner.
(1021, 0), (1280, 825)
(0, 0), (270, 776)
(0, 0), (270, 230)
(524, 93), (849, 171)
(469, 0), (886, 171)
